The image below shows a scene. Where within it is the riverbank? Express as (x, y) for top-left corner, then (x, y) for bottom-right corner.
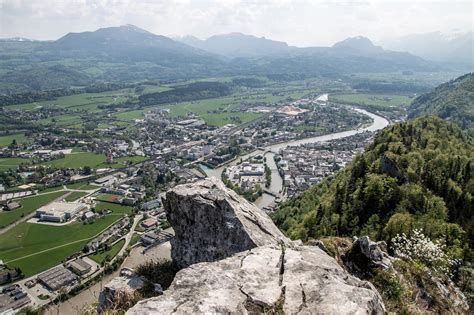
(200, 108), (389, 209)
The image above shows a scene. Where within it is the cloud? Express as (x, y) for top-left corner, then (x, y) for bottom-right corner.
(0, 0), (472, 46)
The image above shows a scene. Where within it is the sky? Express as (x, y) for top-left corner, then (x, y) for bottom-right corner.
(0, 0), (472, 46)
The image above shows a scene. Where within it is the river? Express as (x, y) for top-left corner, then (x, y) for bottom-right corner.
(201, 108), (389, 208)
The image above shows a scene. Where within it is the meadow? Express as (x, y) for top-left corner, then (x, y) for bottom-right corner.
(0, 133), (30, 147)
(66, 182), (99, 190)
(0, 201), (132, 276)
(330, 93), (413, 108)
(41, 152), (147, 169)
(65, 191), (88, 202)
(0, 157), (31, 172)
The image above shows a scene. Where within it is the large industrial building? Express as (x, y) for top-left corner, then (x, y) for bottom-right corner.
(37, 266), (77, 291)
(36, 201), (86, 223)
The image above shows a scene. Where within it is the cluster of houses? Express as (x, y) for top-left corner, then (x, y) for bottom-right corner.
(276, 132), (373, 195)
(85, 216), (131, 252)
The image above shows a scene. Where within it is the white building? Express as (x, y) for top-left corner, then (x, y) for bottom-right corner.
(36, 202), (86, 223)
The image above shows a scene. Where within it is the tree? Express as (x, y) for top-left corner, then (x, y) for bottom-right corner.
(83, 166), (92, 175)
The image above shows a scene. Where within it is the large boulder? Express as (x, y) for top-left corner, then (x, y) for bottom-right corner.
(128, 245), (385, 314)
(162, 177), (291, 267)
(127, 178), (385, 314)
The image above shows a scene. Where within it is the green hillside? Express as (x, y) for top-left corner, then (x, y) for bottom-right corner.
(408, 73), (474, 135)
(272, 117), (473, 259)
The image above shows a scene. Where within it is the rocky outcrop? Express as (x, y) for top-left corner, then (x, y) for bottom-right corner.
(162, 177), (291, 267)
(127, 178), (386, 314)
(128, 245), (385, 314)
(97, 270), (146, 312)
(350, 236), (393, 270)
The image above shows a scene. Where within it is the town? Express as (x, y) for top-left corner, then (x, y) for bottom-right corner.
(0, 87), (390, 313)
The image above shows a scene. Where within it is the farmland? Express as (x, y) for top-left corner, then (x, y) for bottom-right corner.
(330, 93), (413, 108)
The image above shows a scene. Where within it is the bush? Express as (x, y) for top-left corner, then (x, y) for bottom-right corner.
(391, 228), (455, 275)
(136, 259), (180, 290)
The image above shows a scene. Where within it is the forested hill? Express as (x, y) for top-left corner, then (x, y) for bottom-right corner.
(408, 73), (474, 135)
(272, 116), (473, 259)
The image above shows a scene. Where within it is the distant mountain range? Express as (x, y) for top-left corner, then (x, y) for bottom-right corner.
(381, 31), (473, 65)
(0, 25), (467, 94)
(177, 32), (290, 58)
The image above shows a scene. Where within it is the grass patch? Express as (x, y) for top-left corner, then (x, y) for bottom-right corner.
(41, 152), (147, 169)
(95, 201), (133, 215)
(65, 191), (87, 202)
(0, 133), (30, 147)
(0, 191), (66, 228)
(66, 182), (99, 190)
(0, 203), (130, 276)
(89, 239), (125, 264)
(330, 93), (413, 108)
(40, 186), (64, 193)
(108, 156), (148, 169)
(0, 157), (31, 172)
(42, 152), (106, 168)
(201, 112), (262, 127)
(130, 233), (141, 247)
(114, 110), (145, 121)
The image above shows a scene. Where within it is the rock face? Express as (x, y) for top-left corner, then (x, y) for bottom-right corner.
(163, 177), (291, 267)
(128, 245), (385, 314)
(127, 178), (385, 314)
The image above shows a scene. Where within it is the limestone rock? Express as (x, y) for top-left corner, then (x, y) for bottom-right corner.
(162, 177), (291, 267)
(97, 273), (146, 312)
(128, 178), (385, 314)
(127, 245), (385, 315)
(353, 236), (392, 269)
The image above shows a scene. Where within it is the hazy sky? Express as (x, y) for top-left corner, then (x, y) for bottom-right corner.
(0, 0), (472, 46)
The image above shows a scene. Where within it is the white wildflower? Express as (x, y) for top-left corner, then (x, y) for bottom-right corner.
(391, 228), (453, 275)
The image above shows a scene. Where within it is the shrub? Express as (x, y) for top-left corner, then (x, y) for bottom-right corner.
(391, 228), (455, 275)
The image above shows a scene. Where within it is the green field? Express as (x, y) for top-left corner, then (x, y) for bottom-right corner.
(10, 88), (135, 111)
(0, 191), (66, 228)
(65, 191), (87, 202)
(0, 157), (31, 172)
(40, 186), (64, 193)
(41, 152), (147, 169)
(0, 202), (131, 276)
(114, 90), (308, 126)
(95, 201), (133, 215)
(201, 112), (263, 127)
(89, 239), (125, 264)
(129, 233), (141, 247)
(330, 93), (413, 108)
(66, 182), (99, 190)
(0, 133), (30, 147)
